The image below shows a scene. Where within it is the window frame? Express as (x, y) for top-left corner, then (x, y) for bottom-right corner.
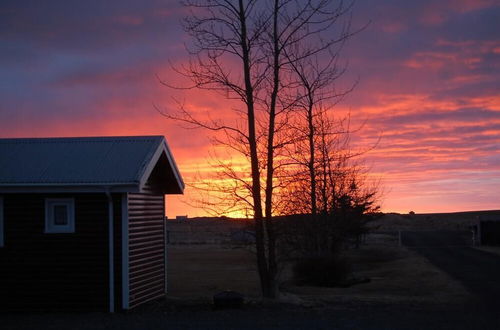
(45, 198), (75, 234)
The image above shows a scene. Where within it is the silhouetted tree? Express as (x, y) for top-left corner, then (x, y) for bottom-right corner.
(160, 0), (360, 298)
(283, 41), (354, 215)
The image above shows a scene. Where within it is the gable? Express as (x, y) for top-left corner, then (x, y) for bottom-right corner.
(0, 136), (184, 194)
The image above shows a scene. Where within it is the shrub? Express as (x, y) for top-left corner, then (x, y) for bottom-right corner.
(293, 256), (351, 287)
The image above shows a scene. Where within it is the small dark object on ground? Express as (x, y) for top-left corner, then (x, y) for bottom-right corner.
(213, 290), (245, 309)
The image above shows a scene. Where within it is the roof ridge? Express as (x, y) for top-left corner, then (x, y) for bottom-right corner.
(0, 136), (164, 143)
(135, 137), (165, 182)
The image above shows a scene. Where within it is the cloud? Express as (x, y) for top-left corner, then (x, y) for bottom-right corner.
(1, 0), (499, 215)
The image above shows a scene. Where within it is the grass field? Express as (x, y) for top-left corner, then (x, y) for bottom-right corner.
(4, 212), (497, 329)
(166, 242), (470, 305)
(164, 211), (500, 304)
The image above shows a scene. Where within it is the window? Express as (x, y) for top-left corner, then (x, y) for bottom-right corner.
(45, 198), (75, 233)
(0, 197), (4, 247)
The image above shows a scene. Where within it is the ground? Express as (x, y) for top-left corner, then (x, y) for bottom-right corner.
(402, 231), (500, 306)
(3, 211), (500, 329)
(167, 243), (469, 306)
(167, 245), (260, 300)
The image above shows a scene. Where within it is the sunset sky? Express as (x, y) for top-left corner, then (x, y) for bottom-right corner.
(1, 0), (499, 217)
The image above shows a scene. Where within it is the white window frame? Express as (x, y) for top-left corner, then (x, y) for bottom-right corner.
(45, 198), (75, 233)
(0, 196), (4, 247)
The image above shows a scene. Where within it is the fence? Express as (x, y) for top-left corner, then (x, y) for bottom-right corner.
(166, 219), (401, 247)
(166, 219), (251, 245)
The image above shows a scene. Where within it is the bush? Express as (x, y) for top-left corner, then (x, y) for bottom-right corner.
(293, 256), (351, 287)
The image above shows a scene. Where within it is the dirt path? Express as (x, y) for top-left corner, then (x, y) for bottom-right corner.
(402, 231), (500, 324)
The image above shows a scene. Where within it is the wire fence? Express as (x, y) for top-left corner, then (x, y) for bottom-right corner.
(166, 220), (400, 246)
(166, 220), (252, 245)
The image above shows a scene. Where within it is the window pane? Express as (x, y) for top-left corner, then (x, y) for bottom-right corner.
(54, 205), (68, 225)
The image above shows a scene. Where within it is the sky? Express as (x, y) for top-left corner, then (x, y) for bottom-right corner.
(0, 0), (499, 217)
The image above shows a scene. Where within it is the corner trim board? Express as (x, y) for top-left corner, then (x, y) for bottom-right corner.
(121, 193), (130, 309)
(163, 195), (167, 293)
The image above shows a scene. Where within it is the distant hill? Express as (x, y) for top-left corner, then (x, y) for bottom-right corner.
(372, 210), (500, 231)
(166, 211), (500, 240)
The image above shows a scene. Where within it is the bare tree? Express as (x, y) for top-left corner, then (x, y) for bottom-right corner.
(160, 0), (360, 298)
(278, 111), (379, 215)
(277, 0), (368, 215)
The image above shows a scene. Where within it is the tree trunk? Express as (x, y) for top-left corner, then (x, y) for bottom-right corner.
(307, 96), (317, 215)
(237, 0), (272, 298)
(262, 0), (281, 298)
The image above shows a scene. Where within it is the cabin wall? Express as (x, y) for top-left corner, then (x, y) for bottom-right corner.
(0, 193), (122, 311)
(128, 181), (166, 309)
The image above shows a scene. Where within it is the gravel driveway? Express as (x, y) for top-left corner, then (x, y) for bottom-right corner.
(402, 231), (500, 327)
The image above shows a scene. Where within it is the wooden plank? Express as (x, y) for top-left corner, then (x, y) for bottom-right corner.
(130, 277), (164, 294)
(129, 292), (164, 309)
(127, 181), (165, 310)
(129, 234), (164, 245)
(129, 229), (165, 238)
(127, 238), (164, 248)
(129, 263), (164, 278)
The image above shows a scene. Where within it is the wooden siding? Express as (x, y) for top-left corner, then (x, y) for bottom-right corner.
(0, 193), (122, 311)
(128, 181), (165, 309)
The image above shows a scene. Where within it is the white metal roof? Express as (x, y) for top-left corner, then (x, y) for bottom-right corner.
(0, 136), (184, 194)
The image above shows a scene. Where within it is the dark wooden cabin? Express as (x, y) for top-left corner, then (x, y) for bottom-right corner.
(0, 136), (184, 312)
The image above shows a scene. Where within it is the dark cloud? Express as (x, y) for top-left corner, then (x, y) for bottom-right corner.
(436, 6), (500, 42)
(0, 0), (182, 50)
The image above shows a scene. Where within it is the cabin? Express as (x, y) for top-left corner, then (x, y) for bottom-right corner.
(0, 136), (184, 312)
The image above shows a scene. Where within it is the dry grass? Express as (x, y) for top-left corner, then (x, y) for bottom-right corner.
(166, 242), (470, 305)
(164, 213), (494, 305)
(283, 245), (469, 305)
(167, 245), (260, 300)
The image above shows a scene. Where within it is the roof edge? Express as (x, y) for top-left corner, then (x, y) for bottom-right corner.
(0, 135), (165, 142)
(137, 137), (185, 194)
